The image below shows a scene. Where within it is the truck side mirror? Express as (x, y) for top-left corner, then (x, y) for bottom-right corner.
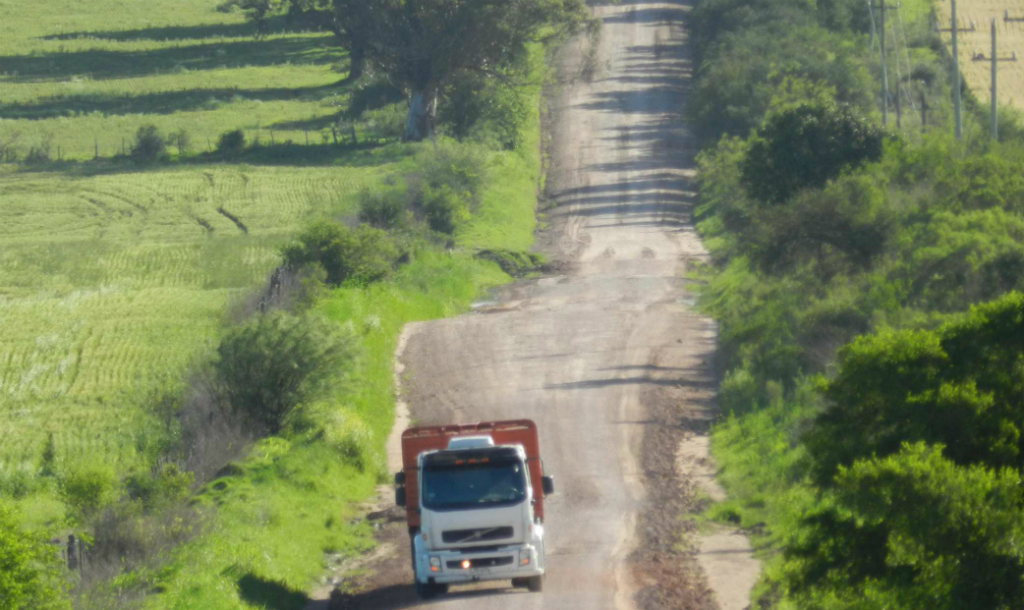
(395, 486), (407, 507)
(542, 475), (555, 496)
(394, 471), (406, 485)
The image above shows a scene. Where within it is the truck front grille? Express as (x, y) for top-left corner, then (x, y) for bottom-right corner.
(441, 526), (514, 544)
(446, 556), (515, 570)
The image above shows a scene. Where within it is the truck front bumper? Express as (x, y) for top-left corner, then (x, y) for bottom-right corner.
(416, 543), (544, 585)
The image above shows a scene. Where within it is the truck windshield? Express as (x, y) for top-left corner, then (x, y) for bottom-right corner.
(421, 460), (527, 510)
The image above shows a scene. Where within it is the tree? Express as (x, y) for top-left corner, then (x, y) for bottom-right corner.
(0, 503), (69, 610)
(215, 311), (358, 434)
(805, 291), (1024, 486)
(245, 0), (592, 141)
(129, 124), (168, 164)
(741, 103), (883, 205)
(375, 0), (594, 140)
(783, 443), (1024, 610)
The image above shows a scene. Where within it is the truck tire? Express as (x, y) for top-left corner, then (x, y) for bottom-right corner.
(415, 581), (440, 600)
(511, 577), (528, 588)
(527, 575), (544, 593)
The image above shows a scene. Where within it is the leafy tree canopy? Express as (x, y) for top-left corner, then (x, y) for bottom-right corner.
(741, 103), (884, 206)
(240, 0), (594, 141)
(806, 291), (1024, 485)
(784, 443), (1024, 610)
(0, 503), (69, 610)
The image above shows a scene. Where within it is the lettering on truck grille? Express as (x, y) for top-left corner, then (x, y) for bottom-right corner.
(441, 526), (514, 544)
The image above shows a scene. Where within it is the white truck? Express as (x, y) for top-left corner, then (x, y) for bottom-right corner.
(394, 419), (555, 599)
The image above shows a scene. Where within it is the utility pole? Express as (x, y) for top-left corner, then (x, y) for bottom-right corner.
(881, 0), (888, 126)
(948, 0), (964, 139)
(895, 75), (902, 128)
(972, 20), (1017, 140)
(920, 87), (929, 132)
(871, 0), (900, 127)
(992, 19), (998, 139)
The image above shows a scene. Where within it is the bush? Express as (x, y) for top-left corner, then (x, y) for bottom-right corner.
(217, 129), (246, 154)
(322, 410), (378, 473)
(130, 124), (169, 164)
(214, 310), (358, 434)
(0, 503), (69, 610)
(60, 465), (117, 520)
(414, 140), (488, 202)
(358, 187), (407, 229)
(23, 135), (53, 165)
(421, 184), (471, 234)
(718, 365), (761, 414)
(281, 220), (399, 285)
(741, 103), (884, 205)
(439, 72), (530, 150)
(123, 464), (194, 511)
(475, 249), (545, 277)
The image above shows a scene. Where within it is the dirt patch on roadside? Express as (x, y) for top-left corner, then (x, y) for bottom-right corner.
(629, 373), (717, 610)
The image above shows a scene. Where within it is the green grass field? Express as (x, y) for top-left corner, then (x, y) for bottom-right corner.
(0, 0), (350, 160)
(0, 0), (398, 501)
(0, 159), (398, 490)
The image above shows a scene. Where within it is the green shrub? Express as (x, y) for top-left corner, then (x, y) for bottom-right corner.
(124, 464), (194, 511)
(718, 365), (761, 414)
(414, 140), (489, 203)
(421, 184), (471, 234)
(741, 103), (884, 206)
(362, 103), (408, 142)
(130, 124), (169, 164)
(807, 292), (1024, 485)
(281, 220), (399, 285)
(217, 129), (246, 154)
(0, 503), (69, 610)
(294, 262), (329, 311)
(322, 410), (377, 473)
(439, 73), (530, 150)
(475, 249), (545, 277)
(60, 465), (117, 519)
(783, 443), (1024, 610)
(358, 187), (407, 229)
(39, 432), (57, 477)
(214, 311), (358, 434)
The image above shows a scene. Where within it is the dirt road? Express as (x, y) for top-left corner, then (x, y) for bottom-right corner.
(314, 2), (759, 609)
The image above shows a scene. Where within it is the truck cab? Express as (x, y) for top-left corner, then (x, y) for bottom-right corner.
(395, 421), (554, 599)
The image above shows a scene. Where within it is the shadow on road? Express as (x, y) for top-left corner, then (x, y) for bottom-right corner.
(317, 583), (528, 610)
(238, 573), (309, 610)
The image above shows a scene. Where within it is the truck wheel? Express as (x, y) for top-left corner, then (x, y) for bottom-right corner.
(415, 581), (439, 600)
(511, 577), (528, 588)
(527, 575), (544, 593)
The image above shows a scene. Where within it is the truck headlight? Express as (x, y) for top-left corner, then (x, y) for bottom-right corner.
(429, 556), (440, 573)
(519, 549), (531, 566)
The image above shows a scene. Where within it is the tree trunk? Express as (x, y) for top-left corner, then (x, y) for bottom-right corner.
(403, 88), (437, 142)
(347, 45), (365, 82)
